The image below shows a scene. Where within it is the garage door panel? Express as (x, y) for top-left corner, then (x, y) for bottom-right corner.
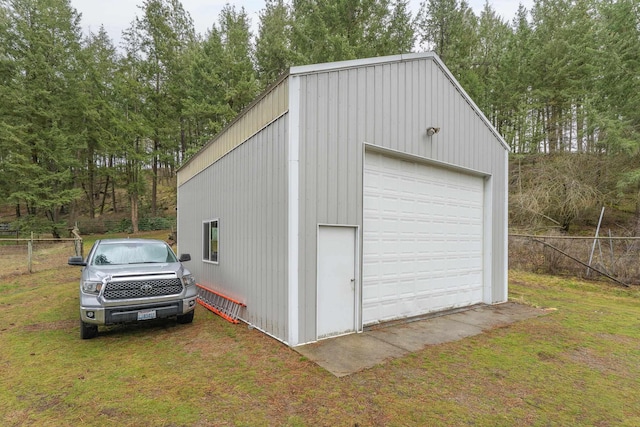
(363, 152), (485, 325)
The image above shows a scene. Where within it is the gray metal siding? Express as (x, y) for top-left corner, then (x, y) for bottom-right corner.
(295, 56), (508, 344)
(177, 116), (289, 340)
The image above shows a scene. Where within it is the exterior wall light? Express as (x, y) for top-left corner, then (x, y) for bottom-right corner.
(427, 126), (440, 136)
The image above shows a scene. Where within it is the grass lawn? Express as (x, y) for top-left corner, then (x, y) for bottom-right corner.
(1, 234), (639, 426)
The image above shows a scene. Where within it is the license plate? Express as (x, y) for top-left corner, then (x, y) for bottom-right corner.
(137, 310), (156, 321)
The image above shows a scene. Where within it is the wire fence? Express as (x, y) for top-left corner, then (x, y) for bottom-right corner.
(509, 234), (640, 286)
(0, 236), (82, 278)
(2, 230), (638, 285)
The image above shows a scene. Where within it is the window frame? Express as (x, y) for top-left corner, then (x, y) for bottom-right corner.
(202, 218), (219, 264)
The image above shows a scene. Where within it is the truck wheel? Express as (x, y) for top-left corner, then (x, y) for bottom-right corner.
(80, 321), (98, 339)
(177, 310), (194, 324)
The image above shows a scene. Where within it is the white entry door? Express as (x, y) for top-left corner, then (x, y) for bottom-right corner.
(317, 226), (357, 339)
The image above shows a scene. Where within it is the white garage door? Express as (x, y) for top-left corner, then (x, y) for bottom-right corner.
(362, 151), (485, 325)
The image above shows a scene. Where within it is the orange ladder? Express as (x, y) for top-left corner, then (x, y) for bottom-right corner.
(196, 284), (246, 324)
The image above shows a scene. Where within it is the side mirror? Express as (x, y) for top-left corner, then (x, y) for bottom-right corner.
(179, 254), (191, 262)
(68, 256), (86, 266)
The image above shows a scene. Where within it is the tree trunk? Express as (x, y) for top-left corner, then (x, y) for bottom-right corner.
(547, 105), (556, 153)
(152, 70), (160, 217)
(130, 193), (139, 234)
(109, 156), (117, 213)
(111, 178), (117, 213)
(180, 117), (186, 163)
(576, 102), (584, 153)
(87, 147), (96, 218)
(634, 183), (640, 237)
(69, 198), (78, 229)
(99, 174), (109, 215)
(152, 136), (158, 216)
(48, 208), (61, 238)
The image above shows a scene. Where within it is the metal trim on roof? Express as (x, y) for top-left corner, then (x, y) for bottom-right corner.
(289, 52), (435, 75)
(177, 75), (290, 187)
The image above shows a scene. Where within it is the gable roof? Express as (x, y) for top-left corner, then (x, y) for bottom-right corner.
(177, 52), (508, 187)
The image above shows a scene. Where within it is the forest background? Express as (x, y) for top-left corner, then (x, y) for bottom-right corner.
(0, 0), (639, 237)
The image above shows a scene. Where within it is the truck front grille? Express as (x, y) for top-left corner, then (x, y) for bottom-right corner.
(103, 278), (183, 299)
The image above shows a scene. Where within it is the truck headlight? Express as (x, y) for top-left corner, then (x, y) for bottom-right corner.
(181, 274), (196, 287)
(81, 281), (103, 294)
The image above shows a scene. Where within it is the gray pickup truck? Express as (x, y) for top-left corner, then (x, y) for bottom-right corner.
(68, 238), (198, 339)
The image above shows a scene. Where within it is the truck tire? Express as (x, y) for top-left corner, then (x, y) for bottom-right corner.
(176, 310), (194, 324)
(80, 320), (98, 339)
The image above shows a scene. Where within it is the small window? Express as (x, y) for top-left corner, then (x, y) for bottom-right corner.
(203, 219), (219, 263)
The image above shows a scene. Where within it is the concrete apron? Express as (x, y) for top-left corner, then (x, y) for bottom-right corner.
(294, 302), (546, 377)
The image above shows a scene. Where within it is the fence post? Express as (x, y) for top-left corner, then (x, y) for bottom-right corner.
(71, 225), (83, 257)
(587, 207), (605, 277)
(28, 232), (33, 273)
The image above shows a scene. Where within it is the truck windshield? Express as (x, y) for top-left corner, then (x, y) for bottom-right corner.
(92, 242), (178, 265)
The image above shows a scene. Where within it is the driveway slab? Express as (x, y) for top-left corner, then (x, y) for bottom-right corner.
(295, 302), (546, 377)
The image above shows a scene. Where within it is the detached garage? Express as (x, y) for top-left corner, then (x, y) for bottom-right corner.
(177, 52), (509, 346)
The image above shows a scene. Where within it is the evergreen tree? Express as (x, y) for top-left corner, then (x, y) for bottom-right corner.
(255, 0), (293, 87)
(76, 26), (119, 219)
(595, 0), (640, 150)
(501, 5), (536, 153)
(217, 4), (259, 114)
(384, 0), (415, 54)
(415, 0), (479, 92)
(290, 0), (411, 64)
(134, 0), (195, 215)
(0, 3), (18, 212)
(183, 27), (234, 155)
(182, 5), (259, 158)
(0, 0), (84, 236)
(530, 0), (573, 153)
(472, 2), (511, 125)
(596, 0), (640, 233)
(116, 22), (150, 234)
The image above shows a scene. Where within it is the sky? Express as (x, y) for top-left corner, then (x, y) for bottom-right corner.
(69, 0), (534, 49)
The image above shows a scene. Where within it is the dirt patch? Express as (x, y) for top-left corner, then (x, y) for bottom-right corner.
(568, 347), (625, 375)
(23, 319), (77, 332)
(596, 332), (638, 346)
